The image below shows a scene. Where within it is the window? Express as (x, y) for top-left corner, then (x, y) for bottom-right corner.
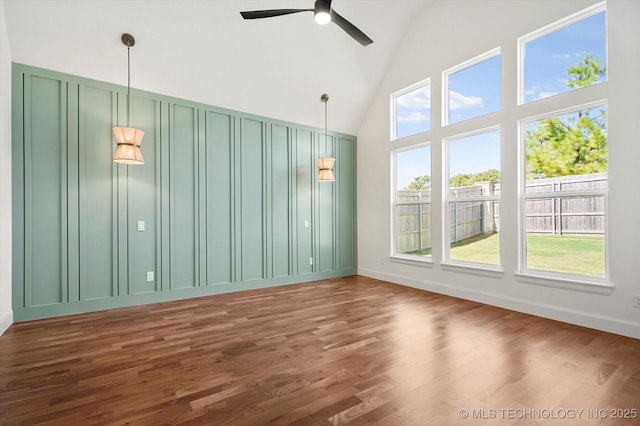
(445, 128), (501, 266)
(393, 145), (431, 260)
(520, 3), (606, 104)
(521, 103), (607, 278)
(443, 49), (501, 126)
(391, 80), (431, 140)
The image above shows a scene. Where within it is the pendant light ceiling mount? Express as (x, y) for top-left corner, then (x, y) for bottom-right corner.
(112, 32), (145, 165)
(121, 33), (135, 47)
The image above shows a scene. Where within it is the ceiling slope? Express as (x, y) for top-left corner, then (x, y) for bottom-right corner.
(3, 0), (433, 134)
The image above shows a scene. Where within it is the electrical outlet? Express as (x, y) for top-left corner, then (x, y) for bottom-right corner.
(634, 295), (640, 308)
(146, 271), (154, 282)
(137, 220), (145, 231)
(309, 257), (313, 265)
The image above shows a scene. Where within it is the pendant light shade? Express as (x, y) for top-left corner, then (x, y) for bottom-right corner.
(317, 157), (335, 182)
(318, 93), (335, 183)
(113, 33), (144, 165)
(112, 127), (145, 164)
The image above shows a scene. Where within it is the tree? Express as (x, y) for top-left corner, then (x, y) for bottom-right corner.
(450, 169), (500, 188)
(525, 55), (607, 179)
(406, 175), (431, 191)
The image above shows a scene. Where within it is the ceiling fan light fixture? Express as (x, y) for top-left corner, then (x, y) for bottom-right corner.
(314, 0), (331, 25)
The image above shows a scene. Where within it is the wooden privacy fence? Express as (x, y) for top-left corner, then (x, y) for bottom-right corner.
(395, 172), (607, 254)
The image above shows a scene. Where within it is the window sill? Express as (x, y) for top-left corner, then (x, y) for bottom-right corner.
(389, 255), (433, 267)
(515, 272), (613, 295)
(441, 262), (504, 278)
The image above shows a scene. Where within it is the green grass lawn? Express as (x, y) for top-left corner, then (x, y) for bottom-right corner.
(410, 233), (605, 276)
(526, 234), (605, 276)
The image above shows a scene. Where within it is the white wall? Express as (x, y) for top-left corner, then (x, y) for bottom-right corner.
(0, 0), (12, 335)
(357, 0), (640, 338)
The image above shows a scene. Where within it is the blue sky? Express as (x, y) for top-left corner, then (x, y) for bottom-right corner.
(525, 11), (606, 102)
(395, 9), (606, 190)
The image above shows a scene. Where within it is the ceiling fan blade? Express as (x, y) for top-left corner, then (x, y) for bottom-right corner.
(240, 9), (312, 20)
(330, 9), (373, 46)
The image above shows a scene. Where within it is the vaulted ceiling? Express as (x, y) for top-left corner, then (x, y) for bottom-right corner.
(3, 0), (433, 135)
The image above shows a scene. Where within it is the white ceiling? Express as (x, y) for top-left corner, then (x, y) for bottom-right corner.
(3, 0), (433, 135)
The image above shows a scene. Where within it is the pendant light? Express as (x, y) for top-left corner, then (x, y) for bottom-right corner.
(113, 33), (144, 165)
(318, 93), (335, 182)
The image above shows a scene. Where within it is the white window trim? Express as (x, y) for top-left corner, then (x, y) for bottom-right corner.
(442, 47), (501, 127)
(391, 142), (432, 262)
(443, 125), (502, 269)
(390, 78), (431, 141)
(517, 100), (610, 286)
(517, 1), (607, 105)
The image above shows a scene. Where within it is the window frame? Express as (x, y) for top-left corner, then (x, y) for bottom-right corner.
(390, 78), (432, 141)
(443, 125), (502, 270)
(391, 142), (432, 263)
(518, 100), (609, 284)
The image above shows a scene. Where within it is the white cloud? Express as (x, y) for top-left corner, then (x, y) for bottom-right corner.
(449, 90), (483, 110)
(396, 85), (431, 110)
(397, 112), (428, 123)
(552, 53), (572, 59)
(536, 91), (557, 100)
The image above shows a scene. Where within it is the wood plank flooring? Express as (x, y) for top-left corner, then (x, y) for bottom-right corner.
(1, 275), (639, 425)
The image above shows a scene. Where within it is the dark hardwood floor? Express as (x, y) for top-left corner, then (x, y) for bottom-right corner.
(1, 275), (639, 425)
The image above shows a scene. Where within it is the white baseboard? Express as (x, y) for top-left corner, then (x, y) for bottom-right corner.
(358, 267), (640, 339)
(0, 309), (13, 336)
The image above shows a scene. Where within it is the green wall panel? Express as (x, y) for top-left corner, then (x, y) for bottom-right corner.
(296, 129), (314, 275)
(170, 104), (198, 289)
(339, 137), (357, 269)
(12, 63), (357, 321)
(26, 75), (66, 307)
(318, 134), (336, 273)
(128, 95), (161, 295)
(270, 124), (291, 279)
(79, 85), (118, 301)
(205, 110), (233, 286)
(239, 117), (265, 282)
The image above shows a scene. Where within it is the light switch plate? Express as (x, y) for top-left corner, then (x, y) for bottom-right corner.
(137, 221), (145, 231)
(146, 271), (154, 282)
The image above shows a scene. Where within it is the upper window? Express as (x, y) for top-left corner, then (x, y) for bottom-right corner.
(391, 80), (431, 140)
(520, 3), (606, 104)
(393, 144), (431, 260)
(445, 128), (501, 267)
(444, 49), (501, 126)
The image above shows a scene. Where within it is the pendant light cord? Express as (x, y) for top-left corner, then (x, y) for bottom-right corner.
(324, 99), (328, 149)
(127, 45), (131, 127)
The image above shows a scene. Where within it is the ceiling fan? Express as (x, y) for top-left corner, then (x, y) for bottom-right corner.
(240, 0), (373, 46)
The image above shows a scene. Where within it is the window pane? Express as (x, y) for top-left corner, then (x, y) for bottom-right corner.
(447, 129), (501, 265)
(447, 55), (500, 124)
(526, 197), (605, 276)
(395, 145), (431, 259)
(525, 105), (607, 192)
(393, 83), (431, 139)
(523, 11), (606, 103)
(523, 102), (607, 278)
(449, 201), (500, 265)
(396, 204), (431, 256)
(449, 129), (501, 197)
(396, 146), (431, 194)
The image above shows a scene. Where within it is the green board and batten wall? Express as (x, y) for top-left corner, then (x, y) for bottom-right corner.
(11, 64), (357, 321)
